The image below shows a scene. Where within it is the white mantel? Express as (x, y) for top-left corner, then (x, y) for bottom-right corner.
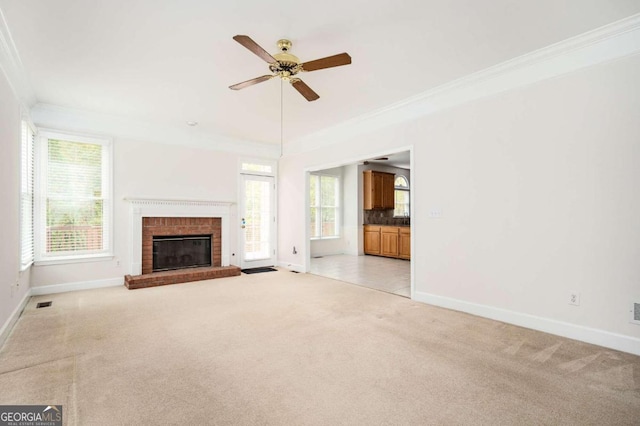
(125, 198), (234, 275)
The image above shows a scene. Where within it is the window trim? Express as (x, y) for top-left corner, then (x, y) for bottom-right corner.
(309, 173), (340, 240)
(35, 129), (114, 265)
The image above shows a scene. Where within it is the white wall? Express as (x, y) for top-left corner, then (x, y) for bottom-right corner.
(278, 55), (640, 352)
(342, 164), (360, 256)
(29, 137), (248, 287)
(0, 70), (31, 339)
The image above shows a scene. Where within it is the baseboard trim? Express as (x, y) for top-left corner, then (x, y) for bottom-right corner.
(309, 251), (346, 258)
(30, 277), (124, 296)
(414, 291), (640, 356)
(277, 262), (305, 273)
(0, 289), (32, 349)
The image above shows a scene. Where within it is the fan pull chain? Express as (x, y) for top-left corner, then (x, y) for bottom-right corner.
(280, 79), (284, 157)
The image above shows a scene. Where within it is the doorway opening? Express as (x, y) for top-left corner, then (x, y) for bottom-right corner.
(306, 150), (413, 298)
(239, 160), (277, 270)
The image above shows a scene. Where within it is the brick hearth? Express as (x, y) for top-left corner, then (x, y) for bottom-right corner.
(125, 266), (240, 289)
(125, 216), (240, 289)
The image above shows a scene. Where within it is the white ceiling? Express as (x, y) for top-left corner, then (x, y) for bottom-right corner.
(366, 151), (411, 170)
(2, 0), (639, 145)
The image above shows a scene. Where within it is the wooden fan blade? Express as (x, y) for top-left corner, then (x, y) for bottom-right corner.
(301, 52), (351, 72)
(229, 75), (274, 90)
(291, 79), (319, 102)
(233, 35), (277, 63)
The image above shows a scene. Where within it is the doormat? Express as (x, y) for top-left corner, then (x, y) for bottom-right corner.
(241, 267), (278, 274)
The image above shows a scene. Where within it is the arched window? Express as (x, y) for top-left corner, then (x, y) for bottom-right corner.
(394, 175), (409, 217)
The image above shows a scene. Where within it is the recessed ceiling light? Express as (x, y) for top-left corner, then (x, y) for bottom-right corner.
(186, 121), (198, 126)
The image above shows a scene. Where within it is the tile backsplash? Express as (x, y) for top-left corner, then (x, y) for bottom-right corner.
(363, 209), (410, 226)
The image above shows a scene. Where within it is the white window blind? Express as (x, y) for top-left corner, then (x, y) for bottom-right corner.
(310, 174), (340, 239)
(20, 121), (35, 268)
(37, 132), (112, 261)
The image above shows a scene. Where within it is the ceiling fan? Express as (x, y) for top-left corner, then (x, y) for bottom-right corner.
(229, 35), (352, 101)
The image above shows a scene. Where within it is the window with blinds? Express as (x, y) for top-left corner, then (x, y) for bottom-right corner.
(20, 121), (35, 269)
(37, 131), (112, 261)
(310, 174), (340, 239)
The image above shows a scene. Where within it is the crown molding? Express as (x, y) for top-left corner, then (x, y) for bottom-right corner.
(287, 13), (640, 155)
(30, 103), (281, 158)
(0, 7), (36, 107)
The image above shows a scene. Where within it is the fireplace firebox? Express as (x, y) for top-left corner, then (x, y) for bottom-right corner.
(152, 235), (212, 272)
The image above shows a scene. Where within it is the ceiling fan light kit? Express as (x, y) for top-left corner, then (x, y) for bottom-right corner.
(230, 35), (351, 101)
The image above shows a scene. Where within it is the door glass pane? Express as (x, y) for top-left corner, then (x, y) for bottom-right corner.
(244, 179), (271, 260)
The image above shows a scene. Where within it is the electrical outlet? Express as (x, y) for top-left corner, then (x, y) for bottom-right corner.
(569, 292), (580, 306)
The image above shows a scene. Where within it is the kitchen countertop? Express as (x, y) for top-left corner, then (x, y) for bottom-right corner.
(364, 224), (411, 227)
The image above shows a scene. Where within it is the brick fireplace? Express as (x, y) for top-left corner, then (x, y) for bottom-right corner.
(124, 199), (240, 289)
(141, 217), (221, 274)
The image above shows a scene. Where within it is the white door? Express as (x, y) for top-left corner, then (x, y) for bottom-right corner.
(240, 174), (275, 269)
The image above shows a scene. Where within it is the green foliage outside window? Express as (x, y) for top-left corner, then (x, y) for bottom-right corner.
(46, 139), (104, 253)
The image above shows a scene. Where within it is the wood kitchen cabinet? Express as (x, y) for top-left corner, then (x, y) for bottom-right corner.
(363, 225), (381, 255)
(399, 227), (411, 259)
(363, 170), (395, 210)
(364, 225), (410, 260)
(381, 227), (399, 257)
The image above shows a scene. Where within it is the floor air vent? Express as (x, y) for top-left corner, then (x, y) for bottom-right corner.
(631, 302), (640, 325)
(36, 301), (52, 309)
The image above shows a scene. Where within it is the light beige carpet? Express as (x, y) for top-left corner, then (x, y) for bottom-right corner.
(0, 270), (638, 425)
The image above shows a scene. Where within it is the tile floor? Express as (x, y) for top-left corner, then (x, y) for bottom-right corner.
(310, 254), (411, 297)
